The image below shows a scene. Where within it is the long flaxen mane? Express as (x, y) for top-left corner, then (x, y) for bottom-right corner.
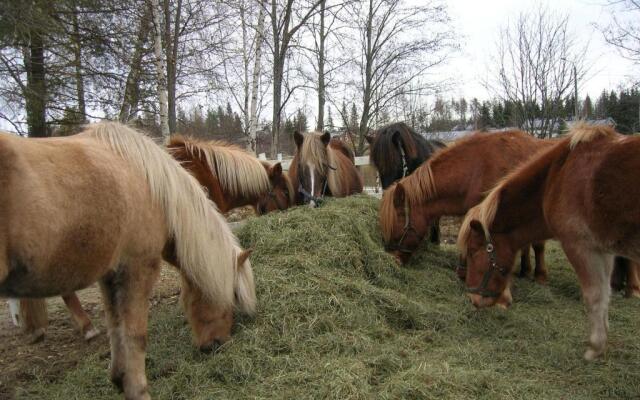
(86, 122), (255, 314)
(300, 131), (346, 196)
(456, 123), (619, 254)
(169, 135), (270, 199)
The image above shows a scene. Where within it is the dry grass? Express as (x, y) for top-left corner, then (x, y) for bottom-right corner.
(14, 195), (640, 399)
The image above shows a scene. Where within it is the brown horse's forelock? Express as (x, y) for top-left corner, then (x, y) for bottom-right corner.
(370, 123), (419, 176)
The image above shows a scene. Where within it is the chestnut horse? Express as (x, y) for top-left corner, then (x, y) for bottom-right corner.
(380, 130), (553, 274)
(167, 135), (294, 215)
(0, 122), (256, 399)
(457, 123), (640, 360)
(367, 122), (446, 245)
(14, 135), (287, 344)
(289, 131), (363, 206)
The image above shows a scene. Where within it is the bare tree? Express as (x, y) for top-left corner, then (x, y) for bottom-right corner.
(149, 0), (170, 138)
(266, 0), (322, 157)
(349, 0), (454, 154)
(601, 1), (640, 67)
(488, 7), (588, 138)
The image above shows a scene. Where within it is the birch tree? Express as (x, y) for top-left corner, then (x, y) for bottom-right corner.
(149, 0), (170, 138)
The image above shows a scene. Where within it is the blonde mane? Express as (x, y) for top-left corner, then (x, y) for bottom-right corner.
(569, 122), (618, 149)
(86, 122), (255, 313)
(170, 135), (270, 199)
(301, 131), (344, 195)
(380, 184), (398, 242)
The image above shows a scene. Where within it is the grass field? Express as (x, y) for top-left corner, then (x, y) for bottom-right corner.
(15, 195), (640, 399)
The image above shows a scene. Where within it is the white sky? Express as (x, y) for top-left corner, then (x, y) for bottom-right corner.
(443, 0), (637, 101)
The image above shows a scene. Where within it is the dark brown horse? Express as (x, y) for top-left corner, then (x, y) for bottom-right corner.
(289, 131), (363, 206)
(380, 129), (553, 279)
(367, 122), (445, 189)
(367, 122), (446, 244)
(458, 123), (640, 360)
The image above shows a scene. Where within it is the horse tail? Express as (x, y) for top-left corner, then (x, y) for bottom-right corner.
(19, 298), (48, 338)
(88, 121), (248, 311)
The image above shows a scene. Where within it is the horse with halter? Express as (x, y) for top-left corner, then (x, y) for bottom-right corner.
(288, 131), (364, 207)
(367, 122), (446, 244)
(379, 130), (552, 294)
(457, 123), (640, 360)
(12, 134), (290, 345)
(0, 122), (256, 399)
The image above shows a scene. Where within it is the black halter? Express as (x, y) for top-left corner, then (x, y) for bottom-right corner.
(465, 241), (510, 298)
(298, 163), (336, 206)
(384, 198), (417, 254)
(398, 144), (409, 178)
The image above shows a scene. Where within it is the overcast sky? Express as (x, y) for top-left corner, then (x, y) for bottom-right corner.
(443, 0), (636, 101)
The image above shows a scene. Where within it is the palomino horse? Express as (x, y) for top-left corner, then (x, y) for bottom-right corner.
(13, 134), (286, 344)
(367, 122), (446, 244)
(0, 122), (256, 399)
(289, 131), (363, 206)
(457, 123), (640, 360)
(380, 130), (553, 282)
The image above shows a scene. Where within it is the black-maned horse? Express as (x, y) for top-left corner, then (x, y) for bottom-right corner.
(367, 122), (446, 244)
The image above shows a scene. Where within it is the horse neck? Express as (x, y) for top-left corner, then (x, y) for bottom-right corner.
(489, 144), (566, 251)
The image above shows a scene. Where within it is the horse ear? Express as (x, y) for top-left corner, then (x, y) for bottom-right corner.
(269, 162), (283, 179)
(294, 131), (304, 149)
(321, 131), (331, 146)
(468, 220), (486, 245)
(365, 134), (375, 145)
(393, 183), (406, 208)
(237, 249), (253, 268)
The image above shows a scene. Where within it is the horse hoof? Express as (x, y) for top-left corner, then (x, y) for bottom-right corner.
(625, 289), (640, 299)
(584, 347), (603, 361)
(84, 327), (101, 341)
(29, 328), (46, 344)
(534, 275), (548, 285)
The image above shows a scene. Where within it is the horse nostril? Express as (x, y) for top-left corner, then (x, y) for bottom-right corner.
(199, 339), (223, 354)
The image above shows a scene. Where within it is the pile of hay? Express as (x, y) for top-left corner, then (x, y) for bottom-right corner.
(19, 196), (640, 399)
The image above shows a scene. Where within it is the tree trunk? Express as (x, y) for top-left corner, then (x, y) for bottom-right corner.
(357, 0), (374, 155)
(248, 1), (266, 154)
(271, 60), (283, 158)
(24, 29), (47, 137)
(240, 1), (250, 144)
(150, 0), (170, 139)
(316, 0), (326, 132)
(119, 5), (152, 122)
(164, 0), (181, 134)
(71, 5), (86, 122)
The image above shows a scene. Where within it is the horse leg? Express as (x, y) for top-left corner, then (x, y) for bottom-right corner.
(19, 299), (48, 343)
(625, 260), (640, 298)
(518, 246), (532, 278)
(105, 260), (159, 400)
(429, 218), (441, 245)
(610, 257), (627, 292)
(561, 244), (613, 360)
(532, 241), (548, 284)
(62, 293), (100, 340)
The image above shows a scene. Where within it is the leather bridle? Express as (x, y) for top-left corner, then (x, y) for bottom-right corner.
(465, 241), (510, 298)
(384, 198), (418, 255)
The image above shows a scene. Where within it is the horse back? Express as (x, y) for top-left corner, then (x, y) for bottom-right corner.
(0, 134), (165, 298)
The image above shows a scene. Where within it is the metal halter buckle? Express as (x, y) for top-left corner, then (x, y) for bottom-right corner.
(465, 239), (509, 299)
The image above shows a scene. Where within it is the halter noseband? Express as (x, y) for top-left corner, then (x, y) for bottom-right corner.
(465, 241), (509, 299)
(298, 162), (336, 206)
(384, 198), (417, 254)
